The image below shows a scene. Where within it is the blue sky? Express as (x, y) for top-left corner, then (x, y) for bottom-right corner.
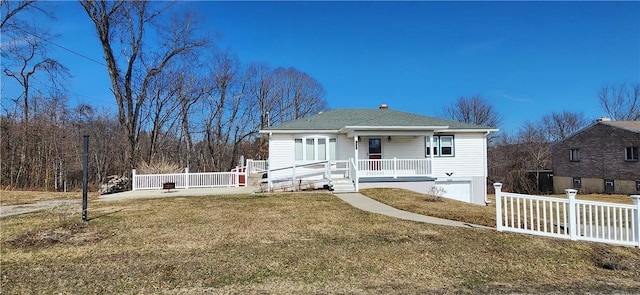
(2, 1), (639, 134)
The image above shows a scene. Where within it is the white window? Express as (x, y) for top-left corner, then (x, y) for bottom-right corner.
(317, 138), (327, 161)
(570, 149), (580, 161)
(329, 139), (336, 160)
(440, 136), (454, 156)
(294, 137), (336, 161)
(294, 139), (303, 161)
(305, 139), (315, 160)
(625, 146), (639, 161)
(425, 135), (454, 157)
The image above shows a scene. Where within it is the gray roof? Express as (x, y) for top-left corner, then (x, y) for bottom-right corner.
(600, 121), (640, 133)
(551, 120), (640, 146)
(263, 109), (493, 131)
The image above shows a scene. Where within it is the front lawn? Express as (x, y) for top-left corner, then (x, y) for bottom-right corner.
(2, 192), (639, 294)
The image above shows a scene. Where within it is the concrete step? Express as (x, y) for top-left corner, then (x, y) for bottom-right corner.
(329, 179), (355, 193)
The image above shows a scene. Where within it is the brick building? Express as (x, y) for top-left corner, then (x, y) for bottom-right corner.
(551, 119), (640, 194)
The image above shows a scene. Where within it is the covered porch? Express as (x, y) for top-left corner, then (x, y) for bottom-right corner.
(264, 129), (440, 192)
(263, 157), (433, 193)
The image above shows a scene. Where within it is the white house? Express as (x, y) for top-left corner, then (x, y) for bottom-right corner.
(259, 105), (498, 205)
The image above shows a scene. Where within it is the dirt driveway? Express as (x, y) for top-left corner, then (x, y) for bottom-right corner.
(0, 200), (80, 218)
(1, 187), (256, 218)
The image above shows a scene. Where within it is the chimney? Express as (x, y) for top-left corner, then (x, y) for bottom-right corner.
(596, 117), (611, 122)
(379, 104), (388, 110)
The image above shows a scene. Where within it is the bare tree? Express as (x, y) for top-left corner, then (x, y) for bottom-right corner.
(81, 0), (208, 171)
(200, 51), (255, 171)
(143, 71), (180, 163)
(174, 65), (207, 169)
(442, 95), (501, 128)
(271, 67), (327, 124)
(1, 0), (69, 189)
(598, 82), (640, 121)
(540, 111), (589, 142)
(1, 0), (37, 30)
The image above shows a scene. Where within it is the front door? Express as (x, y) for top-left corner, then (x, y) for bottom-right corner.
(368, 138), (382, 170)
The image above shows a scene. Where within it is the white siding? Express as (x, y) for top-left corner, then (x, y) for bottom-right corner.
(432, 133), (487, 178)
(336, 134), (353, 160)
(268, 133), (295, 178)
(382, 136), (425, 159)
(357, 136), (424, 159)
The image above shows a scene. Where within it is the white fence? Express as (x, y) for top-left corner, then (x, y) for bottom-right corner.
(246, 159), (268, 174)
(132, 168), (240, 190)
(494, 183), (640, 247)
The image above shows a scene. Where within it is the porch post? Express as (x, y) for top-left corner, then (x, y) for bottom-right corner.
(354, 135), (359, 191)
(354, 135), (359, 168)
(429, 134), (434, 176)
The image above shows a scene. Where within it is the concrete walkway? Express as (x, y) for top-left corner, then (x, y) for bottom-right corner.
(335, 193), (492, 229)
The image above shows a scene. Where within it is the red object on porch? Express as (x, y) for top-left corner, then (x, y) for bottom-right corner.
(231, 167), (247, 186)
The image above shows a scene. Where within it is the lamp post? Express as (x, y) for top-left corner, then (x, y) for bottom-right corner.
(82, 135), (89, 223)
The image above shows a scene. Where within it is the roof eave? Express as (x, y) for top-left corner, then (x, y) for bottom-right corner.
(436, 128), (499, 133)
(258, 129), (338, 134)
(339, 125), (450, 132)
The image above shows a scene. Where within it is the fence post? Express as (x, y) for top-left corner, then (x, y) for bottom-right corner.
(325, 161), (331, 181)
(494, 183), (503, 232)
(185, 167), (189, 190)
(565, 189), (578, 241)
(247, 159), (252, 174)
(132, 169), (137, 191)
(632, 195), (640, 248)
(235, 166), (240, 187)
(267, 159), (272, 191)
(292, 162), (297, 191)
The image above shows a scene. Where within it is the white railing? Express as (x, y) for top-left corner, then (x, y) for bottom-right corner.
(357, 158), (431, 178)
(265, 160), (331, 191)
(246, 159), (268, 174)
(494, 183), (640, 247)
(132, 168), (240, 191)
(332, 160), (350, 178)
(350, 158), (359, 191)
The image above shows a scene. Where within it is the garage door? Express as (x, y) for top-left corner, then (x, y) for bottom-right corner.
(435, 181), (472, 203)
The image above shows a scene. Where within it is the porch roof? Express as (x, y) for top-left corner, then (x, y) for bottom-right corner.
(261, 109), (497, 133)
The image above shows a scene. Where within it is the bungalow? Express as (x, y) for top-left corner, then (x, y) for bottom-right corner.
(259, 104), (498, 205)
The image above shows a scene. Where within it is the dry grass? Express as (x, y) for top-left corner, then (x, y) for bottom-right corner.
(362, 188), (498, 227)
(362, 189), (636, 228)
(0, 190), (100, 206)
(2, 192), (640, 294)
